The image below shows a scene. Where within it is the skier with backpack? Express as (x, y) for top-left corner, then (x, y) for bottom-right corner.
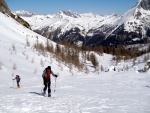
(12, 75), (21, 88)
(42, 66), (58, 97)
(143, 61), (150, 72)
(146, 61), (150, 70)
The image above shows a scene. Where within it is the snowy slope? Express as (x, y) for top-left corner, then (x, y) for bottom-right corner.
(0, 12), (150, 113)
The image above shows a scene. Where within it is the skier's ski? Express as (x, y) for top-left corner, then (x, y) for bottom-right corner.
(146, 85), (150, 88)
(137, 69), (146, 73)
(29, 92), (55, 98)
(10, 87), (17, 89)
(30, 92), (46, 97)
(10, 86), (21, 89)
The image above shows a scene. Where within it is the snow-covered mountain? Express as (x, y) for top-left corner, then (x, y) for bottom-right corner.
(14, 0), (150, 46)
(105, 0), (150, 45)
(14, 10), (120, 46)
(14, 10), (36, 17)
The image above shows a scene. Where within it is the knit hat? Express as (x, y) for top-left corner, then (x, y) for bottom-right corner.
(47, 66), (51, 70)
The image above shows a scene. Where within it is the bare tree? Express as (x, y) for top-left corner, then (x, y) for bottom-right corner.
(26, 37), (30, 47)
(69, 63), (73, 75)
(49, 54), (53, 64)
(31, 55), (34, 63)
(12, 44), (16, 52)
(22, 51), (26, 56)
(100, 65), (104, 72)
(12, 63), (17, 70)
(95, 65), (100, 73)
(132, 57), (137, 67)
(12, 71), (15, 77)
(84, 65), (89, 74)
(34, 68), (37, 74)
(26, 55), (29, 59)
(124, 65), (129, 71)
(90, 53), (99, 69)
(40, 58), (44, 68)
(11, 44), (17, 54)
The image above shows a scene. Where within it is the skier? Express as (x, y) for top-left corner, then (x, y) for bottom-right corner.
(12, 75), (21, 88)
(143, 61), (150, 72)
(147, 61), (150, 69)
(42, 66), (57, 97)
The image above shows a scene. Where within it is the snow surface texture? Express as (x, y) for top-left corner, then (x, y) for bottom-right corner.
(0, 12), (150, 113)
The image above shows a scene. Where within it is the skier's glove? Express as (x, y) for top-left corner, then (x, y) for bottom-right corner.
(55, 74), (58, 78)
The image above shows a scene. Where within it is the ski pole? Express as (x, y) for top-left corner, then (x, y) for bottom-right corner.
(41, 84), (43, 93)
(20, 81), (22, 88)
(54, 77), (57, 92)
(13, 80), (14, 88)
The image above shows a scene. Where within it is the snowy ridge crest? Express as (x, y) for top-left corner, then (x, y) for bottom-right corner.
(14, 10), (36, 17)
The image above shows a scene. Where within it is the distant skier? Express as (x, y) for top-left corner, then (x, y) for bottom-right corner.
(12, 75), (21, 88)
(143, 61), (150, 72)
(147, 61), (150, 69)
(42, 66), (57, 97)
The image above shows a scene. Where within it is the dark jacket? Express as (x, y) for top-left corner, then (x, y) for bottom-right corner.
(13, 75), (21, 82)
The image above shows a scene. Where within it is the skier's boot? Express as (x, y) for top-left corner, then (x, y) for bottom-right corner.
(42, 91), (46, 96)
(17, 86), (20, 88)
(48, 93), (51, 97)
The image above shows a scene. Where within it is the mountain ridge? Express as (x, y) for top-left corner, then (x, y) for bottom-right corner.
(14, 0), (150, 46)
(0, 0), (31, 29)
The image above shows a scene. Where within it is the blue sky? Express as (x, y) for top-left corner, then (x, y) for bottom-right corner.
(5, 0), (138, 15)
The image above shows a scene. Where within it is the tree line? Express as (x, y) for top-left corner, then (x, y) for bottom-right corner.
(33, 38), (150, 73)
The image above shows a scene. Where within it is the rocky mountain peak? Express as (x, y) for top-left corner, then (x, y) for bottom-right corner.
(0, 0), (31, 29)
(56, 10), (81, 18)
(137, 0), (150, 10)
(0, 0), (11, 15)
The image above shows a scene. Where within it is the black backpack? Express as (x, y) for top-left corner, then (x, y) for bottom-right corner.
(42, 69), (46, 78)
(16, 75), (21, 82)
(147, 62), (150, 67)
